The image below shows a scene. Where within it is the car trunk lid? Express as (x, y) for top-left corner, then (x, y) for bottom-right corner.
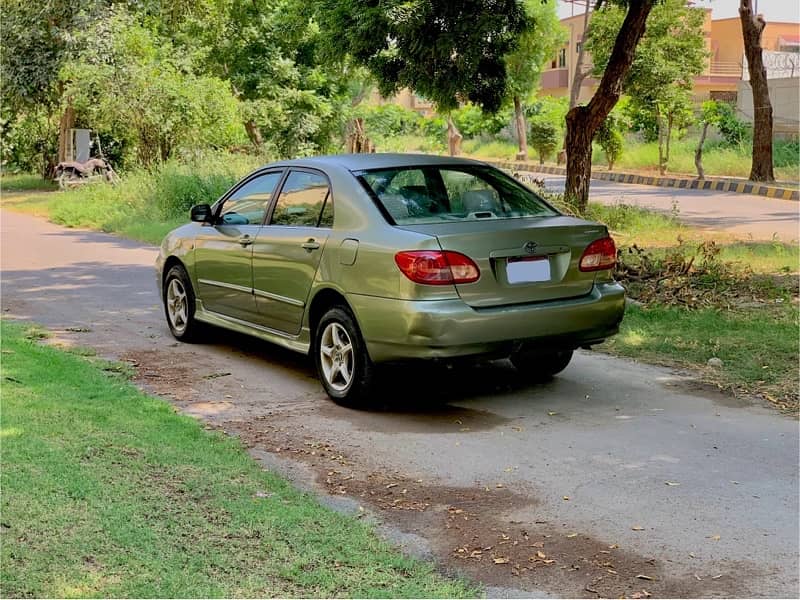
(399, 216), (608, 307)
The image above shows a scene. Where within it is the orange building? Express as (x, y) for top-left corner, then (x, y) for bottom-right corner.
(540, 8), (800, 103)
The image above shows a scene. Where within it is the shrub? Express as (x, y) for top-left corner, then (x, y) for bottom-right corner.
(595, 114), (625, 170)
(528, 119), (559, 164)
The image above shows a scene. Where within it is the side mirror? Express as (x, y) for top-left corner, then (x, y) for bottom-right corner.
(190, 204), (212, 223)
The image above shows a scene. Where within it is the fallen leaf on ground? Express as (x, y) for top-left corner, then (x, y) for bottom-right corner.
(712, 574), (723, 580)
(566, 533), (578, 538)
(562, 496), (570, 500)
(636, 574), (653, 580)
(632, 525), (645, 531)
(536, 551), (547, 559)
(665, 481), (681, 486)
(493, 557), (510, 564)
(631, 591), (651, 599)
(707, 534), (721, 541)
(548, 411), (559, 416)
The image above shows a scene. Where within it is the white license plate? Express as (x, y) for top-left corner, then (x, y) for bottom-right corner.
(507, 257), (551, 284)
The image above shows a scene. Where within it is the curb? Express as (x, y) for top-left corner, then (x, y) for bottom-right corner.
(485, 159), (800, 201)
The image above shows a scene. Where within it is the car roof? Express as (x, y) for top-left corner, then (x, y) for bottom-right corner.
(267, 153), (493, 172)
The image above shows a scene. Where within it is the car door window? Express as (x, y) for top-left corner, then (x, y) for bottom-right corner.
(219, 171), (282, 225)
(270, 171), (332, 228)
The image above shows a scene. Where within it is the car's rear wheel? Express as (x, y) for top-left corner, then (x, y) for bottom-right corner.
(314, 306), (375, 406)
(163, 265), (201, 342)
(510, 348), (574, 381)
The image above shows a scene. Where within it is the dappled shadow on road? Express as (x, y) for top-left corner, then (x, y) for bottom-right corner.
(1, 261), (159, 330)
(41, 224), (159, 250)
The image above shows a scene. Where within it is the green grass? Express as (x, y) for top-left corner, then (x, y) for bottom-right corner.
(0, 322), (477, 598)
(596, 138), (799, 183)
(461, 136), (799, 183)
(0, 173), (57, 192)
(602, 303), (799, 410)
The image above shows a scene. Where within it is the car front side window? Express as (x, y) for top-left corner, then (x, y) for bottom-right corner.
(219, 171), (282, 225)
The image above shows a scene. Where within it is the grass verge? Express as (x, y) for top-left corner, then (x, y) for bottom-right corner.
(601, 303), (799, 413)
(0, 322), (477, 598)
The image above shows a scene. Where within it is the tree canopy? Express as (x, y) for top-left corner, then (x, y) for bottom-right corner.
(307, 0), (529, 113)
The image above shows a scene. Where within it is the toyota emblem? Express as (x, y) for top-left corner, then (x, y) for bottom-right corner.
(523, 241), (538, 254)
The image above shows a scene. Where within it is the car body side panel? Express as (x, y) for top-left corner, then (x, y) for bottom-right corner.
(251, 225), (331, 334)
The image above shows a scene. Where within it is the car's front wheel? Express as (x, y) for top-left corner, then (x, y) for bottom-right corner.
(510, 348), (574, 382)
(163, 264), (201, 342)
(314, 306), (375, 406)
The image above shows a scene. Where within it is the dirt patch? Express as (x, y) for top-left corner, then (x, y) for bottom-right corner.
(120, 349), (201, 402)
(317, 402), (513, 434)
(222, 416), (757, 599)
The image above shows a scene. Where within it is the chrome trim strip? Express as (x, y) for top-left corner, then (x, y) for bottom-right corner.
(198, 278), (251, 294)
(253, 288), (305, 308)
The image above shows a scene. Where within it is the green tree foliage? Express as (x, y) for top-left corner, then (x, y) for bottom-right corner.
(529, 119), (559, 165)
(308, 0), (528, 113)
(505, 0), (566, 158)
(594, 114), (624, 171)
(190, 0), (355, 157)
(60, 10), (244, 166)
(586, 0), (707, 174)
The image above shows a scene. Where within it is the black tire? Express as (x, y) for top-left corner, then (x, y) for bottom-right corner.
(163, 264), (201, 342)
(510, 348), (574, 382)
(314, 306), (376, 406)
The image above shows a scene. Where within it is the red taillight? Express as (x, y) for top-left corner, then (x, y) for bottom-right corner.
(579, 237), (616, 272)
(394, 251), (480, 285)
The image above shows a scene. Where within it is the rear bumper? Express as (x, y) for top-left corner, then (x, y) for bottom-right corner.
(347, 282), (625, 362)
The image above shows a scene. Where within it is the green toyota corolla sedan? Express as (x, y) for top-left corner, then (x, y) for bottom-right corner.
(157, 154), (624, 405)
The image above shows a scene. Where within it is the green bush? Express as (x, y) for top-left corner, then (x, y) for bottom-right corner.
(595, 114), (625, 170)
(451, 104), (509, 139)
(528, 118), (559, 164)
(50, 152), (263, 234)
(356, 104), (425, 139)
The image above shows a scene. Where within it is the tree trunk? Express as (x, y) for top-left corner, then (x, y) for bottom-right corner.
(656, 106), (666, 175)
(447, 115), (463, 157)
(568, 2), (592, 110)
(739, 0), (774, 182)
(565, 0), (655, 210)
(57, 101), (75, 164)
(513, 95), (528, 160)
(665, 112), (673, 164)
(244, 119), (263, 147)
(695, 121), (709, 180)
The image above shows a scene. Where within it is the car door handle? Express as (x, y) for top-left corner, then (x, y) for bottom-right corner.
(301, 239), (320, 251)
(238, 235), (253, 247)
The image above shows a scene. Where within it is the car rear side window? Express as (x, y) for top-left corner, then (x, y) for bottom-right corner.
(270, 171), (333, 228)
(359, 166), (557, 225)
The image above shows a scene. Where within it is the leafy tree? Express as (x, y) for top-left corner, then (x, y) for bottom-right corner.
(308, 0), (528, 114)
(594, 114), (624, 171)
(529, 119), (559, 165)
(1, 0), (108, 171)
(586, 0), (707, 174)
(693, 100), (749, 179)
(505, 0), (566, 159)
(190, 0), (354, 157)
(739, 0), (774, 181)
(563, 0), (656, 210)
(60, 10), (244, 165)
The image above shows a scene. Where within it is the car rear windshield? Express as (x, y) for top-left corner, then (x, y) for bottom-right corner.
(356, 165), (558, 225)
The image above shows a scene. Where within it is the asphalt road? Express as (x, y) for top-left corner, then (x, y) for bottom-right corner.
(529, 174), (799, 242)
(2, 209), (798, 598)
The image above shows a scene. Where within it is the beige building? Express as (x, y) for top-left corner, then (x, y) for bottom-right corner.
(541, 9), (800, 103)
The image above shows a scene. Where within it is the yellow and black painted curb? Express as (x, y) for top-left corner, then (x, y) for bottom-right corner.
(486, 160), (800, 201)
